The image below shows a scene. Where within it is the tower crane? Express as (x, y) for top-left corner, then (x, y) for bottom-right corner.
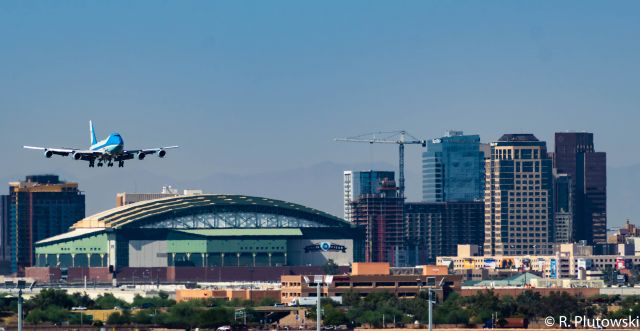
(335, 130), (426, 198)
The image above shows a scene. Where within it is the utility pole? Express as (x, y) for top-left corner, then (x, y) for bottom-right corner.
(17, 287), (23, 331)
(428, 290), (433, 331)
(17, 280), (35, 331)
(316, 281), (321, 331)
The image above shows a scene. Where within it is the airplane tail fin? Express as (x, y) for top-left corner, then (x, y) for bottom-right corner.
(89, 121), (97, 145)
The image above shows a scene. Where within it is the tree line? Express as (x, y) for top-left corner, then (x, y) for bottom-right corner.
(2, 288), (640, 329)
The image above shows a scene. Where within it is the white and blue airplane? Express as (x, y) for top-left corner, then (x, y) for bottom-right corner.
(24, 121), (178, 168)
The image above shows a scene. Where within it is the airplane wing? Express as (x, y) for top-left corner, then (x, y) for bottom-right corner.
(24, 146), (76, 157)
(122, 146), (179, 160)
(24, 146), (104, 161)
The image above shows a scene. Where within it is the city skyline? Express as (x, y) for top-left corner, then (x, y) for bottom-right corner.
(2, 2), (640, 329)
(1, 1), (639, 226)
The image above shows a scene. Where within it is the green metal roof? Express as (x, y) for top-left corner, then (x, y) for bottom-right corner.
(72, 194), (351, 229)
(175, 228), (303, 237)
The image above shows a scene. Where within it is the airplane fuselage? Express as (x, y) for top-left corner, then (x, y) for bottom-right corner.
(91, 133), (124, 154)
(24, 121), (178, 168)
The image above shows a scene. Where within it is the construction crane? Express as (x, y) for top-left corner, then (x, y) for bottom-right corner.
(335, 130), (426, 198)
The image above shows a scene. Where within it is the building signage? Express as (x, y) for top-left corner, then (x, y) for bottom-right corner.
(304, 242), (347, 253)
(577, 258), (593, 271)
(550, 259), (557, 279)
(484, 258), (497, 269)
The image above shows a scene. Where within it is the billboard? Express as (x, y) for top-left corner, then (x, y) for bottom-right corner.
(484, 258), (497, 269)
(549, 259), (557, 279)
(577, 258), (593, 270)
(615, 258), (632, 270)
(537, 258), (546, 270)
(463, 258), (474, 269)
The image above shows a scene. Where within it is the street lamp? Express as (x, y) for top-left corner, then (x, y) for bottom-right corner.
(17, 280), (37, 331)
(417, 278), (435, 331)
(303, 275), (333, 331)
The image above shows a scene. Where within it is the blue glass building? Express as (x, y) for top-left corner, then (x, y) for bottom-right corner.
(422, 131), (484, 202)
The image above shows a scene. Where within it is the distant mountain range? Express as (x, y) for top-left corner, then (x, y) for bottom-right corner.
(0, 161), (634, 228)
(44, 161), (404, 219)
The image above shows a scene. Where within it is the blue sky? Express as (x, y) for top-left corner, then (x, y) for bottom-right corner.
(1, 1), (639, 216)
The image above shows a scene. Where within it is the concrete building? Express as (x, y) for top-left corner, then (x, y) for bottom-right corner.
(422, 131), (484, 202)
(343, 170), (395, 221)
(29, 194), (364, 283)
(608, 220), (640, 244)
(7, 175), (85, 275)
(554, 132), (607, 244)
(350, 179), (405, 266)
(484, 134), (554, 256)
(438, 243), (640, 280)
(280, 262), (461, 304)
(405, 201), (484, 264)
(176, 288), (280, 303)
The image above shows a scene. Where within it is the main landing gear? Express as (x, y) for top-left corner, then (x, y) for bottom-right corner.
(88, 160), (124, 167)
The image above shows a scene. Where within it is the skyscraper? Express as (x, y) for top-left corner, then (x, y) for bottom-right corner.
(8, 175), (85, 274)
(484, 134), (554, 256)
(0, 195), (10, 274)
(422, 131), (484, 202)
(350, 178), (405, 266)
(343, 170), (395, 221)
(554, 132), (607, 244)
(553, 173), (573, 244)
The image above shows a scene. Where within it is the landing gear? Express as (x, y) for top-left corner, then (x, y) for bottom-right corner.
(107, 162), (114, 167)
(97, 162), (103, 167)
(118, 161), (124, 167)
(89, 160), (95, 168)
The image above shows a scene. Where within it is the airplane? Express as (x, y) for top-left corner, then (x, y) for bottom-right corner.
(24, 121), (178, 168)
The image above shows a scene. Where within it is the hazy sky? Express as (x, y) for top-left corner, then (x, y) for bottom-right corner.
(1, 1), (639, 214)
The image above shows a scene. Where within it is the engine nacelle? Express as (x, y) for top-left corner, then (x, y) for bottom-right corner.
(138, 153), (146, 160)
(74, 153), (82, 160)
(44, 150), (53, 158)
(158, 150), (166, 158)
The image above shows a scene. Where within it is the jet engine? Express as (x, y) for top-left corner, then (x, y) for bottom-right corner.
(44, 150), (53, 158)
(158, 150), (166, 158)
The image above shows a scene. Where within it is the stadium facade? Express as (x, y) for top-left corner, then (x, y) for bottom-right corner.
(29, 194), (364, 282)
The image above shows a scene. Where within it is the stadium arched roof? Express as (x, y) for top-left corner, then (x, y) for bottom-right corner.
(72, 194), (352, 230)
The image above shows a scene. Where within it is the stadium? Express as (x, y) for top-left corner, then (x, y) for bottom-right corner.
(28, 194), (364, 283)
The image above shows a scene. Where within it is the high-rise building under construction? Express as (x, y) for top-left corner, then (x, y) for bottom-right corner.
(349, 178), (406, 266)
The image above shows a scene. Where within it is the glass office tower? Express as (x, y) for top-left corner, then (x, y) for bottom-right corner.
(422, 131), (484, 202)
